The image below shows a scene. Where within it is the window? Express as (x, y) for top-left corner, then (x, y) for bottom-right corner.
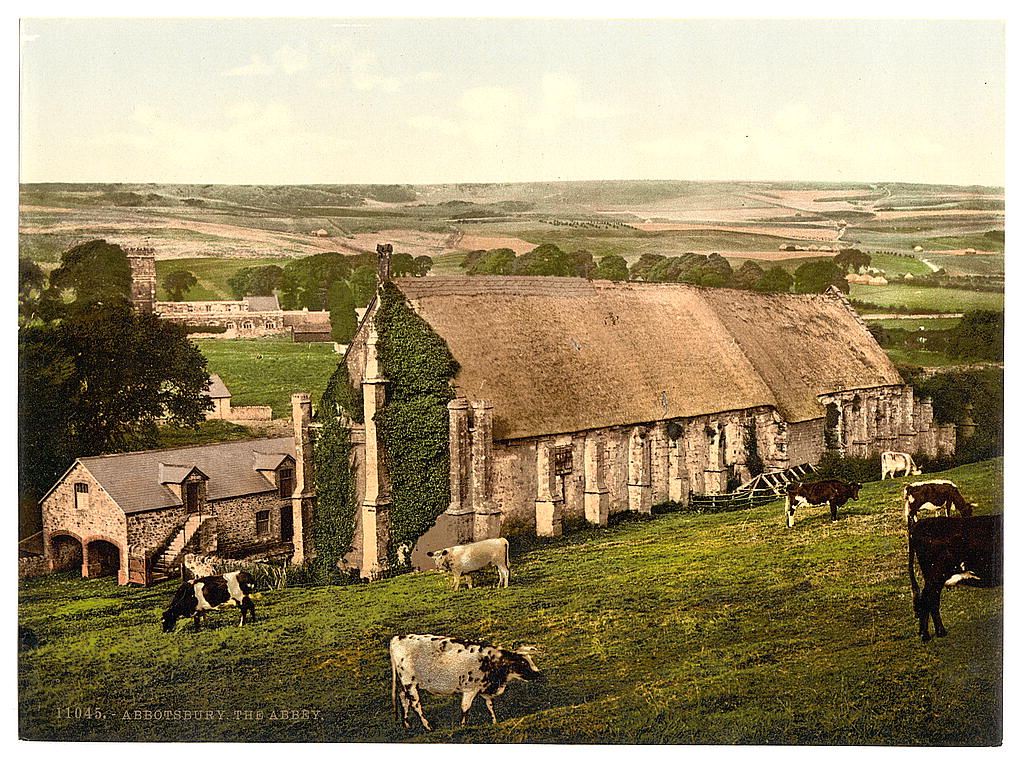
(552, 446), (573, 476)
(241, 321), (253, 330)
(256, 509), (271, 536)
(278, 467), (295, 499)
(74, 482), (89, 509)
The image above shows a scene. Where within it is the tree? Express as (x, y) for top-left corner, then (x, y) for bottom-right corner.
(162, 270), (198, 301)
(327, 280), (358, 344)
(629, 252), (665, 280)
(19, 259), (47, 320)
(227, 265), (284, 299)
(279, 252), (352, 310)
(511, 243), (575, 276)
(834, 248), (871, 273)
(350, 265), (377, 306)
(734, 260), (766, 290)
(948, 311), (1003, 362)
(754, 265), (794, 293)
(390, 252), (416, 278)
(793, 260), (849, 293)
(594, 254), (629, 281)
(46, 239), (132, 310)
(467, 248), (515, 275)
(19, 305), (212, 504)
(412, 255), (434, 277)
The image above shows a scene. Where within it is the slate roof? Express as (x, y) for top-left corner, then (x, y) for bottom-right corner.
(244, 295), (281, 312)
(203, 373), (231, 400)
(390, 276), (903, 440)
(73, 437), (294, 514)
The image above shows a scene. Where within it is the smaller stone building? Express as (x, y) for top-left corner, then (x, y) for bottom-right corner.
(39, 394), (317, 585)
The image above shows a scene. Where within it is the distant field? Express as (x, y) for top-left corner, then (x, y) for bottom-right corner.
(849, 284), (1004, 313)
(867, 253), (934, 277)
(194, 337), (341, 418)
(882, 349), (963, 368)
(156, 258), (292, 301)
(869, 318), (960, 331)
(921, 253), (1004, 276)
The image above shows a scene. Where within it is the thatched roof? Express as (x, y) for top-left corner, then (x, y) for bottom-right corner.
(390, 277), (903, 441)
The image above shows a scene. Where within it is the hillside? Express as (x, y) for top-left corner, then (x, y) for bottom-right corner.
(18, 459), (1002, 744)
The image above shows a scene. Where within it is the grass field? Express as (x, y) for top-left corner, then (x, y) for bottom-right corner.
(869, 318), (961, 331)
(155, 258), (293, 301)
(882, 349), (964, 368)
(194, 337), (341, 418)
(849, 284), (1004, 313)
(867, 253), (934, 277)
(18, 459), (1002, 744)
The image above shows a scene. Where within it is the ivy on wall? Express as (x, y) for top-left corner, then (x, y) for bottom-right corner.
(308, 354), (363, 583)
(374, 281), (460, 562)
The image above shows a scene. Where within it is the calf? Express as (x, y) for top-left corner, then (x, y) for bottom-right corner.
(161, 571), (257, 632)
(908, 515), (1002, 641)
(903, 480), (973, 526)
(389, 633), (542, 729)
(785, 480), (861, 527)
(427, 537), (511, 590)
(881, 451), (921, 480)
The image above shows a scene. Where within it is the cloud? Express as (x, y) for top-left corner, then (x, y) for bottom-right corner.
(415, 71), (442, 82)
(223, 46), (309, 77)
(350, 51), (401, 92)
(525, 73), (614, 136)
(406, 114), (461, 136)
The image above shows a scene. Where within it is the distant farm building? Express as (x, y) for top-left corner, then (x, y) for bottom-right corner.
(338, 273), (957, 578)
(199, 374), (272, 423)
(312, 229), (329, 237)
(153, 294), (331, 342)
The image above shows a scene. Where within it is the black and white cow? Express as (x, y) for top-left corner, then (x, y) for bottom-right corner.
(389, 633), (542, 729)
(785, 480), (862, 527)
(161, 571), (257, 632)
(908, 515), (1002, 641)
(903, 480), (973, 527)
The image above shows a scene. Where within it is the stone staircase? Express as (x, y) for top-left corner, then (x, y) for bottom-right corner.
(151, 514), (213, 582)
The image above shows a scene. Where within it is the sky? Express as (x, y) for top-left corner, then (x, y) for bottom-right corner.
(18, 17), (1005, 187)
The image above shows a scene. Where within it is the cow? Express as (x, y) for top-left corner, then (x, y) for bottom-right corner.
(785, 480), (862, 527)
(427, 537), (511, 590)
(908, 515), (1002, 641)
(903, 480), (973, 527)
(881, 451), (921, 480)
(161, 571), (257, 632)
(389, 633), (542, 729)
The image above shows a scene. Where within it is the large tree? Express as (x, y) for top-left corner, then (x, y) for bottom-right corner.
(19, 305), (212, 504)
(45, 239), (132, 310)
(227, 264), (284, 299)
(327, 280), (358, 344)
(595, 254), (629, 281)
(754, 265), (794, 293)
(793, 260), (849, 293)
(162, 270), (198, 301)
(279, 252), (353, 310)
(948, 310), (1003, 362)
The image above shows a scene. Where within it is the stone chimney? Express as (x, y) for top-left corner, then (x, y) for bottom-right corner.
(376, 243), (393, 286)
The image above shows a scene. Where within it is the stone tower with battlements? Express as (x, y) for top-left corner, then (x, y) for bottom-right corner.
(125, 247), (156, 313)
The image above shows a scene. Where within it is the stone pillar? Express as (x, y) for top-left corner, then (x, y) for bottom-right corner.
(725, 421), (750, 485)
(667, 430), (689, 505)
(899, 387), (918, 453)
(628, 427), (653, 514)
(444, 398), (474, 544)
(535, 441), (562, 537)
(584, 434), (610, 525)
(703, 422), (728, 493)
(290, 393), (316, 565)
(360, 325), (390, 579)
(470, 400), (501, 541)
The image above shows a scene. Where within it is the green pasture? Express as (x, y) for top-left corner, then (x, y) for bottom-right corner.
(869, 318), (960, 331)
(849, 284), (1004, 313)
(867, 253), (933, 277)
(19, 459), (1002, 744)
(923, 253), (1005, 276)
(194, 337), (341, 418)
(882, 349), (963, 369)
(155, 258), (293, 301)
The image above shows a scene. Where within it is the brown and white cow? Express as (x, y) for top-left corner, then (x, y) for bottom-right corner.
(427, 538), (511, 590)
(785, 480), (862, 527)
(903, 480), (973, 526)
(908, 515), (1001, 641)
(389, 633), (542, 730)
(881, 451), (921, 480)
(161, 571), (257, 632)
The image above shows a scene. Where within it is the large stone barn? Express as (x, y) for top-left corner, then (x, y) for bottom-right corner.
(337, 275), (955, 579)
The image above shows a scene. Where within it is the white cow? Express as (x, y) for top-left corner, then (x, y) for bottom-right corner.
(881, 451), (921, 480)
(389, 634), (542, 729)
(427, 537), (510, 590)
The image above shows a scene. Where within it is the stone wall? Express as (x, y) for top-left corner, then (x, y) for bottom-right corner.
(19, 555), (49, 579)
(42, 464), (127, 563)
(212, 492), (290, 556)
(127, 506), (189, 553)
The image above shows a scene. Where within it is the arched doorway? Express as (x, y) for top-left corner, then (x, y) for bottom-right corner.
(84, 539), (121, 579)
(50, 534), (83, 573)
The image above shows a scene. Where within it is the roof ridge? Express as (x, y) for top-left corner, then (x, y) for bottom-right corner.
(79, 436), (292, 462)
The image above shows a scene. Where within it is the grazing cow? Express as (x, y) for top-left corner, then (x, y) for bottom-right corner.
(785, 480), (862, 527)
(908, 515), (1002, 641)
(389, 633), (542, 729)
(427, 537), (511, 590)
(903, 480), (973, 526)
(881, 451), (921, 480)
(161, 571), (257, 632)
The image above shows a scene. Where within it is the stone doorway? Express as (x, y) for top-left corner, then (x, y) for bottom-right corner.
(84, 539), (121, 578)
(50, 534), (83, 572)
